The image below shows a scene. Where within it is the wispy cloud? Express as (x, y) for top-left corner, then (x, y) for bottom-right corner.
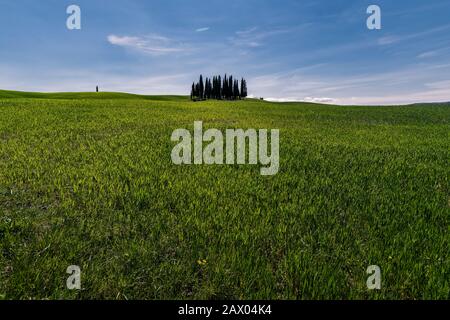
(264, 97), (336, 104)
(377, 36), (399, 46)
(378, 24), (450, 46)
(229, 26), (294, 48)
(303, 97), (336, 104)
(249, 62), (450, 105)
(107, 34), (188, 56)
(425, 80), (450, 89)
(417, 45), (450, 59)
(417, 51), (439, 59)
(196, 27), (210, 32)
(0, 65), (191, 95)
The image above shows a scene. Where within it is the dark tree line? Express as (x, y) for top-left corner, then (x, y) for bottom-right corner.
(191, 74), (247, 101)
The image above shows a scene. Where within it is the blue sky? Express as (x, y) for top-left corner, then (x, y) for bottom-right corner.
(1, 0), (450, 104)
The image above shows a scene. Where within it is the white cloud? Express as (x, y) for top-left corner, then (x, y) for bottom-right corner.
(342, 89), (450, 105)
(107, 34), (188, 55)
(236, 27), (258, 36)
(264, 97), (299, 102)
(378, 36), (399, 46)
(0, 65), (191, 95)
(378, 24), (450, 46)
(248, 63), (450, 105)
(303, 97), (336, 103)
(196, 27), (210, 32)
(417, 51), (438, 59)
(229, 27), (294, 48)
(264, 97), (337, 104)
(417, 45), (450, 59)
(425, 80), (450, 89)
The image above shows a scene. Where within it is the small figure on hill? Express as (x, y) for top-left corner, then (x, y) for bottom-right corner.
(96, 86), (99, 93)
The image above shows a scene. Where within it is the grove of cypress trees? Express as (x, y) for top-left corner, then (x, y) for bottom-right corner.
(190, 74), (248, 101)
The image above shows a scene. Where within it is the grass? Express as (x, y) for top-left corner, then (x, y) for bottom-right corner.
(0, 91), (448, 299)
(0, 89), (189, 101)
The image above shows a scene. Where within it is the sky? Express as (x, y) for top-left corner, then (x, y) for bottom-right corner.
(1, 0), (450, 105)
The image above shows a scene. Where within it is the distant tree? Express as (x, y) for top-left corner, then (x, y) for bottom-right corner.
(215, 76), (219, 99)
(195, 83), (200, 100)
(207, 78), (212, 99)
(230, 76), (236, 100)
(199, 75), (204, 100)
(209, 78), (212, 99)
(241, 78), (248, 99)
(234, 80), (240, 99)
(218, 75), (222, 99)
(223, 75), (228, 100)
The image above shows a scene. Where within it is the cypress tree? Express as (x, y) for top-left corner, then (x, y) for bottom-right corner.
(218, 75), (222, 99)
(223, 75), (228, 100)
(229, 75), (232, 99)
(209, 78), (212, 99)
(206, 78), (211, 99)
(242, 79), (248, 98)
(199, 75), (204, 100)
(234, 79), (240, 99)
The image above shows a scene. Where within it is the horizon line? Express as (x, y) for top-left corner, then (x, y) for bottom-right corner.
(1, 88), (449, 107)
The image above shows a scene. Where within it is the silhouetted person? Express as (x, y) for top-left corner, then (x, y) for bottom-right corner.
(96, 86), (99, 93)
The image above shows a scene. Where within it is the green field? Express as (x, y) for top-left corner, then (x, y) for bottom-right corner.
(0, 90), (448, 299)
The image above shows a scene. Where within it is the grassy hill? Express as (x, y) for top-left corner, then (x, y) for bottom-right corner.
(0, 89), (190, 101)
(0, 90), (448, 299)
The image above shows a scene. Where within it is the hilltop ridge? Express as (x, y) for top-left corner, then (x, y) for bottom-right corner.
(0, 89), (189, 101)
